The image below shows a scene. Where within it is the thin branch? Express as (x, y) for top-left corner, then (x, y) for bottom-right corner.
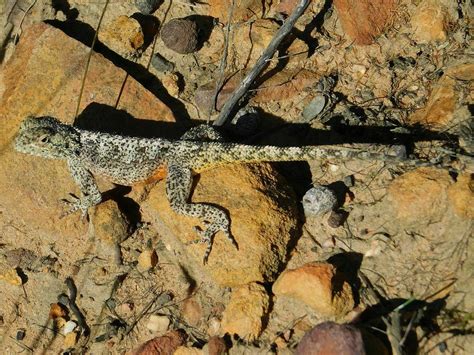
(74, 0), (110, 119)
(208, 0), (235, 122)
(213, 0), (311, 126)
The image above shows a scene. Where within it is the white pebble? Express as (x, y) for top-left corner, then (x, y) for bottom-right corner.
(302, 186), (338, 217)
(62, 320), (77, 335)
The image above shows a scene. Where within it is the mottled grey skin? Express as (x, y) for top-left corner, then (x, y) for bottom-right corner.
(14, 116), (432, 263)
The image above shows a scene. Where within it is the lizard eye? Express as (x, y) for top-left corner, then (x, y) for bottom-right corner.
(38, 134), (50, 144)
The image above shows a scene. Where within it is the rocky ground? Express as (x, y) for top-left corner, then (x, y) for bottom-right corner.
(0, 0), (472, 354)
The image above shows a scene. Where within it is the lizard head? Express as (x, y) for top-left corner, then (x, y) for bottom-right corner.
(14, 116), (81, 159)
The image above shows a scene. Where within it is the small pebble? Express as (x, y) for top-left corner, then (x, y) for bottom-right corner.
(135, 0), (162, 14)
(63, 331), (78, 348)
(105, 298), (116, 310)
(63, 320), (77, 335)
(302, 95), (326, 122)
(230, 107), (260, 137)
(162, 72), (180, 97)
(207, 317), (221, 337)
(388, 145), (407, 159)
(161, 18), (198, 54)
(49, 303), (67, 319)
(151, 53), (175, 72)
(137, 249), (159, 271)
(16, 329), (26, 341)
(116, 302), (134, 314)
(146, 314), (170, 333)
(343, 175), (355, 187)
(302, 185), (338, 216)
(327, 210), (347, 228)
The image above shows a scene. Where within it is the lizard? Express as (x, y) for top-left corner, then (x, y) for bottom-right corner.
(14, 116), (443, 263)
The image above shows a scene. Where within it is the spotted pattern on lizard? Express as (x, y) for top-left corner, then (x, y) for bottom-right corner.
(14, 116), (439, 263)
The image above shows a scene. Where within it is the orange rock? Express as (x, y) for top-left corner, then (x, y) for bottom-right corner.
(141, 164), (298, 287)
(98, 15), (144, 58)
(49, 303), (67, 319)
(92, 200), (131, 245)
(409, 75), (456, 128)
(448, 174), (474, 219)
(333, 0), (397, 45)
(272, 262), (354, 317)
(410, 0), (447, 43)
(221, 283), (270, 340)
(387, 168), (453, 225)
(253, 69), (320, 103)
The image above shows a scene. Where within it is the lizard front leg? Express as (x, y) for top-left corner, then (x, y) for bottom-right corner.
(166, 163), (238, 263)
(62, 159), (102, 217)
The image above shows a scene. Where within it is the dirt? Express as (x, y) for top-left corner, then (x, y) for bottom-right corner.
(0, 0), (472, 354)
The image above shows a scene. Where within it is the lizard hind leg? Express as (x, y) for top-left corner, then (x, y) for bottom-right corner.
(166, 164), (238, 264)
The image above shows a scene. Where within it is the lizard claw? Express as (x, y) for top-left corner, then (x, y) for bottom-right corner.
(60, 194), (89, 220)
(188, 223), (238, 264)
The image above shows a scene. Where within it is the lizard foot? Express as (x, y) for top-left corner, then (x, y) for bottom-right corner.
(188, 223), (239, 264)
(60, 193), (89, 220)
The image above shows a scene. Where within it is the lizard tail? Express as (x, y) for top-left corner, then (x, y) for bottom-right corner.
(193, 142), (438, 170)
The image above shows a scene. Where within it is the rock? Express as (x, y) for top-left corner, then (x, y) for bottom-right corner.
(135, 0), (162, 14)
(174, 346), (204, 355)
(146, 314), (170, 333)
(151, 53), (175, 72)
(333, 0), (397, 45)
(137, 249), (159, 271)
(161, 18), (198, 54)
(98, 16), (144, 58)
(272, 262), (354, 317)
(161, 72), (180, 97)
(229, 107), (260, 137)
(208, 0), (268, 23)
(206, 336), (228, 355)
(49, 303), (67, 319)
(295, 321), (388, 355)
(410, 0), (447, 43)
(181, 297), (202, 327)
(142, 164), (298, 287)
(207, 317), (222, 337)
(301, 95), (327, 122)
(387, 168), (453, 225)
(16, 329), (26, 341)
(253, 69), (320, 103)
(63, 320), (77, 335)
(0, 23), (175, 263)
(448, 174), (474, 219)
(445, 63), (474, 81)
(408, 74), (456, 128)
(0, 268), (23, 286)
(221, 283), (270, 341)
(327, 210), (347, 228)
(302, 185), (338, 217)
(63, 331), (78, 348)
(92, 200), (131, 245)
(132, 330), (186, 355)
(194, 77), (239, 113)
